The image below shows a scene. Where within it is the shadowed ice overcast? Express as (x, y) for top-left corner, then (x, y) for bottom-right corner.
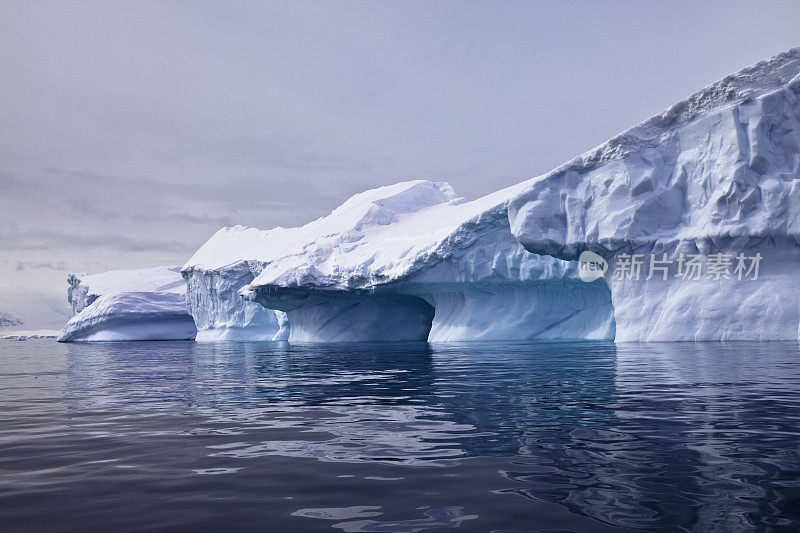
(1, 0), (799, 328)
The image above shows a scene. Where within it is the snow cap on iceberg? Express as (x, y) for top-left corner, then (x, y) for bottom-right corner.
(66, 266), (187, 316)
(241, 179), (544, 291)
(182, 180), (460, 273)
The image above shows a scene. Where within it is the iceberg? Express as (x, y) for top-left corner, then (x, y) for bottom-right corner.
(508, 48), (800, 341)
(182, 231), (286, 342)
(239, 180), (614, 342)
(58, 266), (196, 342)
(57, 48), (800, 344)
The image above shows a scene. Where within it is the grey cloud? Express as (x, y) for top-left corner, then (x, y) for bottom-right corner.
(5, 166), (373, 228)
(15, 261), (68, 271)
(0, 224), (192, 253)
(133, 211), (234, 226)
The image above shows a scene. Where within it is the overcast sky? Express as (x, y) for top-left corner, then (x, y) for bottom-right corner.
(1, 0), (799, 328)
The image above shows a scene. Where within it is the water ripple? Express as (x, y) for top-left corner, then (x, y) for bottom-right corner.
(1, 339), (799, 532)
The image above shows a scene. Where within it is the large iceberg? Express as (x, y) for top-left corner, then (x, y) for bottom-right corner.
(238, 180), (614, 342)
(508, 48), (800, 341)
(58, 266), (196, 342)
(182, 231), (286, 342)
(57, 48), (800, 344)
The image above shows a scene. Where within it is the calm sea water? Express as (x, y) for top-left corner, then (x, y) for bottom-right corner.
(1, 340), (799, 532)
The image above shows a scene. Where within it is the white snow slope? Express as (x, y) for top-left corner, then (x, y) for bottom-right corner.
(237, 180), (613, 342)
(509, 48), (800, 341)
(58, 266), (196, 342)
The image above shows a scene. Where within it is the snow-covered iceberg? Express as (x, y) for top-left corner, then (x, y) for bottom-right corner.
(58, 266), (196, 342)
(59, 48), (800, 344)
(182, 232), (286, 342)
(239, 180), (614, 342)
(508, 48), (800, 341)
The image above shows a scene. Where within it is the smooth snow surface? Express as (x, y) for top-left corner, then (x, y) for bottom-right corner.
(509, 48), (800, 341)
(58, 266), (195, 342)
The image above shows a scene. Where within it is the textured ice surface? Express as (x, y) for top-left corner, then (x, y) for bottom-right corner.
(509, 48), (800, 341)
(58, 266), (195, 342)
(182, 235), (286, 342)
(239, 181), (614, 342)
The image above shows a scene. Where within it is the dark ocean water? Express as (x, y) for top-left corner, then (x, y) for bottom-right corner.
(1, 339), (800, 532)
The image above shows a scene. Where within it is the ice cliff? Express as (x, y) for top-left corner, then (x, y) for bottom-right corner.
(238, 180), (614, 342)
(182, 232), (286, 341)
(508, 48), (800, 341)
(58, 266), (196, 342)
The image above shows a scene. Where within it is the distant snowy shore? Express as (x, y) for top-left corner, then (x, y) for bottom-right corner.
(1, 330), (59, 341)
